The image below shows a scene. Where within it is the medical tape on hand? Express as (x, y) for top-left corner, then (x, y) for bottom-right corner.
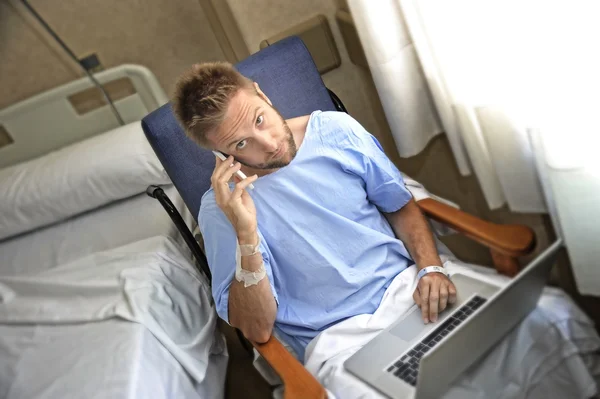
(235, 241), (267, 287)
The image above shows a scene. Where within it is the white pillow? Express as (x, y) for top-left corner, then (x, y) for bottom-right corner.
(0, 122), (171, 241)
(0, 186), (193, 276)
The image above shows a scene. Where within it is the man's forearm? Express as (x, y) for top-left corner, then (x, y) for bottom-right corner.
(228, 230), (277, 343)
(388, 199), (457, 323)
(385, 199), (442, 270)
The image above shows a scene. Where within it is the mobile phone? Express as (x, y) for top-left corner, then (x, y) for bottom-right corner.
(212, 151), (255, 190)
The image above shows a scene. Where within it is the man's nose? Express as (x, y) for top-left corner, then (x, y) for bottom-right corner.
(259, 134), (278, 152)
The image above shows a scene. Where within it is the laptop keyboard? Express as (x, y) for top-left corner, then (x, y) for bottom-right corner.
(386, 295), (487, 386)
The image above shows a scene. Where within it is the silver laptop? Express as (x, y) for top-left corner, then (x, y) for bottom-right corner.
(345, 240), (563, 399)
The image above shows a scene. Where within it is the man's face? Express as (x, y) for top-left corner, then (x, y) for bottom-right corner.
(208, 86), (297, 170)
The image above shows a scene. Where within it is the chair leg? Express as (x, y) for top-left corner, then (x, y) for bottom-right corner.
(490, 249), (520, 277)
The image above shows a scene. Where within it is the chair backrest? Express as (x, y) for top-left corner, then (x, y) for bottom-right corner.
(142, 36), (336, 221)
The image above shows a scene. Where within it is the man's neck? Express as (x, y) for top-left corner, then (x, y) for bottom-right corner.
(240, 115), (310, 177)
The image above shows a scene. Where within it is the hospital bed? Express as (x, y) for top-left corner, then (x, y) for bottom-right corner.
(142, 37), (600, 398)
(0, 66), (227, 398)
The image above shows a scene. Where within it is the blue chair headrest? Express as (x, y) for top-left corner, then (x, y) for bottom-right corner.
(142, 36), (336, 220)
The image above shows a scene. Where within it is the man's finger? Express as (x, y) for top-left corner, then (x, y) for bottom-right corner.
(413, 288), (421, 307)
(419, 280), (430, 323)
(213, 162), (241, 202)
(218, 161), (242, 184)
(230, 174), (259, 200)
(448, 283), (458, 304)
(213, 155), (238, 187)
(214, 154), (235, 175)
(439, 283), (449, 312)
(429, 278), (441, 323)
(212, 154), (234, 188)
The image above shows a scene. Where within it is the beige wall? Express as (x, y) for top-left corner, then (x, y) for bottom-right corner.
(1, 0), (227, 110)
(224, 0), (386, 140)
(1, 1), (74, 110)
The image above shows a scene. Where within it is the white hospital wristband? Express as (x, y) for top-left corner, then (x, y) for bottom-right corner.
(235, 238), (266, 287)
(417, 266), (450, 281)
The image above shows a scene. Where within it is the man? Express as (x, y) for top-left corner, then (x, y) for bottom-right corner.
(172, 62), (456, 361)
(169, 63), (600, 399)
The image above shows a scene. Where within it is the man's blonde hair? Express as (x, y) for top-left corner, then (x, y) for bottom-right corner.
(172, 62), (254, 147)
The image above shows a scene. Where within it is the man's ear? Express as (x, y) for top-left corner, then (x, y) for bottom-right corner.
(254, 82), (273, 106)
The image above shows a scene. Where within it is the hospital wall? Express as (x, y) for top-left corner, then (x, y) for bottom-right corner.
(2, 0), (553, 268)
(0, 0), (227, 110)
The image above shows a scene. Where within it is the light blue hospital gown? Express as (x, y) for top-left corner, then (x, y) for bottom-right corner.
(199, 111), (414, 360)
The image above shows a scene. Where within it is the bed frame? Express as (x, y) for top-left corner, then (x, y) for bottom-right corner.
(0, 64), (167, 169)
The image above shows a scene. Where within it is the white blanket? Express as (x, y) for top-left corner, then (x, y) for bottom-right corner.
(301, 259), (600, 399)
(0, 236), (227, 398)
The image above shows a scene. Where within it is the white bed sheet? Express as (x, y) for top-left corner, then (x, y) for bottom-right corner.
(302, 259), (600, 399)
(0, 235), (227, 399)
(0, 185), (194, 277)
(0, 321), (214, 399)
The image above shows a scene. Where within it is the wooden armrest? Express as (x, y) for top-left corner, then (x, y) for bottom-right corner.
(417, 198), (535, 258)
(252, 336), (327, 399)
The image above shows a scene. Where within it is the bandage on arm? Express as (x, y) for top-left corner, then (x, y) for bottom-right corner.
(236, 236), (267, 287)
(227, 230), (277, 343)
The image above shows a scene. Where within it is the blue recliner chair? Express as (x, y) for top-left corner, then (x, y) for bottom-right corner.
(141, 36), (535, 399)
(142, 36), (334, 399)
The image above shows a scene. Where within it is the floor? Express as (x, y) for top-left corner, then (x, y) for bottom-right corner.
(220, 320), (272, 399)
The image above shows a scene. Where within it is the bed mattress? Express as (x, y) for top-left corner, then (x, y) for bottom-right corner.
(0, 232), (226, 399)
(0, 320), (226, 399)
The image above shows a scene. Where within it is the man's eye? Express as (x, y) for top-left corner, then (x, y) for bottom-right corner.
(256, 115), (264, 126)
(236, 140), (247, 150)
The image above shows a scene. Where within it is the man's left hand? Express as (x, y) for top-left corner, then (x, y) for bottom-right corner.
(413, 271), (457, 324)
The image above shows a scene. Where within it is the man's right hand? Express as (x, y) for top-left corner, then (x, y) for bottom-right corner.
(212, 155), (275, 343)
(211, 155), (259, 240)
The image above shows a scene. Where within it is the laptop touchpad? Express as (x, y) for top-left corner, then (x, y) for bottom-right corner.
(389, 306), (426, 341)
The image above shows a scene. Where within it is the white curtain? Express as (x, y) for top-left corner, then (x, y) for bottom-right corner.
(396, 0), (555, 212)
(350, 0), (600, 295)
(351, 0), (596, 212)
(347, 0), (470, 172)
